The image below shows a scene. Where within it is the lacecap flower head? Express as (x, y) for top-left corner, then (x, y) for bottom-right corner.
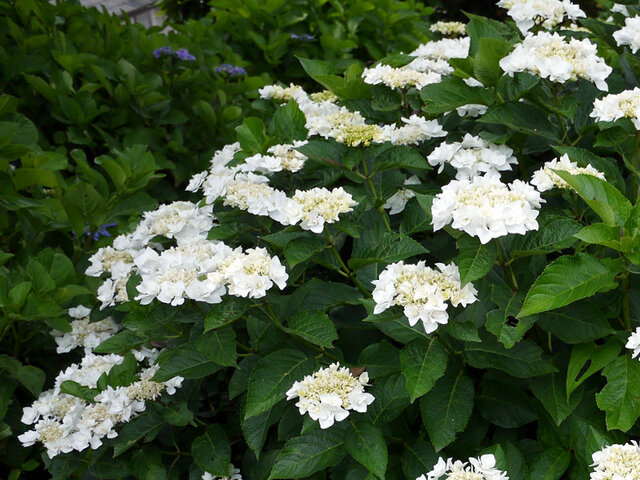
(591, 87), (640, 130)
(613, 16), (640, 54)
(418, 454), (509, 480)
(530, 154), (605, 192)
(497, 0), (585, 33)
(286, 363), (374, 429)
(590, 441), (640, 480)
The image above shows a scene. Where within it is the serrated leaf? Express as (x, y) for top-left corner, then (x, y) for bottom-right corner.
(0, 354), (44, 397)
(479, 102), (560, 141)
(272, 101), (308, 142)
(242, 402), (286, 459)
(530, 373), (582, 426)
(358, 341), (401, 379)
(284, 311), (338, 348)
(129, 447), (167, 480)
(477, 377), (537, 428)
(596, 355), (640, 432)
(518, 253), (619, 318)
(195, 325), (237, 367)
(365, 373), (411, 425)
(348, 232), (427, 270)
(464, 333), (556, 378)
(204, 298), (251, 331)
(456, 235), (496, 285)
(567, 339), (622, 397)
(245, 349), (315, 419)
(536, 304), (615, 344)
(555, 171), (631, 227)
(474, 37), (513, 87)
(400, 338), (448, 402)
(509, 212), (581, 257)
(486, 285), (535, 348)
(113, 412), (164, 457)
(420, 367), (474, 451)
(346, 421), (387, 479)
(401, 441), (437, 480)
(527, 448), (570, 480)
(420, 77), (495, 115)
(269, 428), (346, 479)
(153, 345), (221, 382)
(284, 235), (327, 268)
(192, 424), (231, 476)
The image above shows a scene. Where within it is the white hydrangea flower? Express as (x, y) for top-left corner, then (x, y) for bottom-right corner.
(427, 134), (518, 179)
(590, 441), (640, 480)
(219, 247), (288, 298)
(406, 57), (455, 75)
(243, 141), (309, 173)
(613, 16), (640, 53)
(382, 115), (447, 145)
(411, 37), (470, 60)
(52, 309), (119, 354)
(626, 327), (640, 359)
(286, 363), (374, 429)
(372, 261), (477, 334)
(384, 175), (421, 215)
(612, 3), (630, 16)
(590, 87), (640, 129)
(362, 64), (443, 90)
(500, 31), (612, 91)
(430, 21), (467, 37)
(432, 171), (544, 244)
(202, 463), (243, 480)
(258, 83), (308, 103)
(290, 187), (357, 233)
(418, 454), (509, 480)
(531, 154), (606, 192)
(305, 107), (387, 147)
(497, 0), (585, 33)
(19, 350), (183, 458)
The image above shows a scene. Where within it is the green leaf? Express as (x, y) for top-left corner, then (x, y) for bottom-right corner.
(477, 377), (537, 428)
(93, 330), (147, 354)
(348, 232), (427, 270)
(0, 354), (44, 397)
(485, 285), (535, 349)
(284, 235), (327, 268)
(195, 325), (237, 367)
(419, 77), (495, 115)
(401, 441), (437, 480)
(245, 349), (315, 419)
(8, 281), (31, 310)
(365, 373), (411, 425)
(527, 448), (570, 480)
(479, 102), (560, 141)
(154, 344), (221, 382)
(529, 373), (582, 426)
(269, 428), (346, 479)
(373, 145), (431, 171)
(161, 402), (193, 426)
(346, 421), (388, 479)
(284, 311), (339, 348)
(456, 235), (496, 285)
(59, 380), (99, 402)
(510, 212), (581, 257)
(463, 332), (556, 378)
(596, 355), (640, 432)
(465, 13), (516, 54)
(536, 304), (615, 344)
(192, 424), (231, 476)
(420, 366), (474, 451)
(518, 253), (619, 318)
(567, 339), (622, 397)
(473, 38), (513, 87)
(204, 297), (251, 331)
(400, 338), (448, 402)
(574, 223), (628, 251)
(555, 171), (631, 227)
(236, 117), (268, 155)
(242, 403), (285, 458)
(272, 101), (308, 142)
(129, 447), (167, 480)
(113, 412), (164, 457)
(358, 341), (401, 379)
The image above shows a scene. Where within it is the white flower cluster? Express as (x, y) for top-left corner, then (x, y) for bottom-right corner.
(286, 363), (374, 429)
(626, 327), (640, 359)
(430, 21), (467, 37)
(612, 3), (630, 16)
(432, 171), (544, 244)
(18, 348), (182, 458)
(382, 115), (447, 145)
(258, 83), (308, 103)
(497, 0), (585, 33)
(202, 464), (243, 480)
(614, 16), (640, 54)
(411, 37), (471, 61)
(427, 134), (518, 179)
(384, 175), (421, 215)
(500, 31), (612, 91)
(591, 87), (640, 129)
(531, 154), (605, 192)
(590, 441), (640, 480)
(244, 141), (309, 173)
(418, 454), (509, 480)
(362, 64), (443, 90)
(52, 306), (119, 354)
(372, 261), (477, 333)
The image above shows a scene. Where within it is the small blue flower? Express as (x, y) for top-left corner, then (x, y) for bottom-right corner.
(290, 33), (315, 42)
(214, 63), (248, 76)
(175, 48), (196, 61)
(153, 46), (174, 58)
(90, 223), (118, 241)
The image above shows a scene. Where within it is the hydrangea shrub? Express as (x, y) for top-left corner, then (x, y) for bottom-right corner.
(10, 1), (640, 479)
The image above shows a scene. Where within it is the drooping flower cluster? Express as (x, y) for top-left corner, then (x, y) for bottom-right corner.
(427, 134), (518, 179)
(362, 64), (443, 90)
(384, 175), (421, 215)
(202, 464), (243, 480)
(531, 154), (605, 192)
(372, 261), (477, 333)
(590, 441), (640, 480)
(432, 171), (544, 244)
(497, 0), (585, 33)
(52, 306), (119, 354)
(430, 21), (467, 37)
(590, 87), (640, 129)
(286, 363), (374, 429)
(626, 327), (640, 359)
(418, 454), (509, 480)
(18, 343), (182, 458)
(613, 16), (640, 54)
(500, 31), (612, 91)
